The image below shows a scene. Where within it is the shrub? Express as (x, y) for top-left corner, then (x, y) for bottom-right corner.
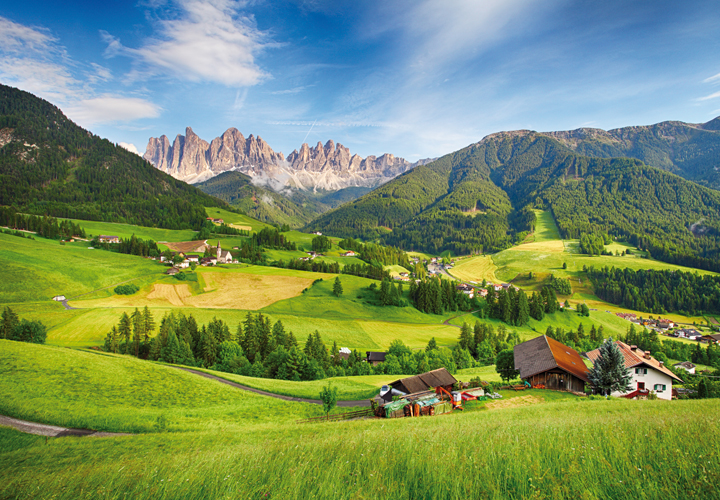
(114, 284), (139, 295)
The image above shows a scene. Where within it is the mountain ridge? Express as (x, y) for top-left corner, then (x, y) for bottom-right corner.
(144, 127), (434, 191)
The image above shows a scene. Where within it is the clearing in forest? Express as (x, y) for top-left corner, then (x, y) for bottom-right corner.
(532, 210), (561, 241)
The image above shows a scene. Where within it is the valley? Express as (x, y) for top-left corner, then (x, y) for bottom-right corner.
(2, 82), (720, 500)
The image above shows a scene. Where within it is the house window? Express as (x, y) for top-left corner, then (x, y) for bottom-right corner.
(634, 368), (647, 375)
(654, 384), (666, 392)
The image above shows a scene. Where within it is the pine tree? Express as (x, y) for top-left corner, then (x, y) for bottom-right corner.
(588, 339), (633, 396)
(118, 312), (132, 354)
(1, 306), (19, 340)
(516, 290), (530, 326)
(131, 308), (144, 358)
(426, 337), (438, 351)
(458, 322), (473, 350)
(142, 306), (155, 343)
(333, 277), (343, 297)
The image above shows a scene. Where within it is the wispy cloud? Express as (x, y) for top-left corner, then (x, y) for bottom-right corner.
(0, 16), (161, 127)
(104, 0), (272, 86)
(270, 86), (309, 95)
(703, 72), (720, 84)
(698, 90), (720, 101)
(65, 96), (161, 126)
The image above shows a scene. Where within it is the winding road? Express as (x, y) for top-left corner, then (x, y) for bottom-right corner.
(0, 365), (373, 437)
(176, 367), (373, 407)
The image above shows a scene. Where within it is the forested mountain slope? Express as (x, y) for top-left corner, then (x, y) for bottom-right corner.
(308, 131), (720, 271)
(541, 117), (720, 189)
(195, 171), (317, 227)
(0, 84), (226, 229)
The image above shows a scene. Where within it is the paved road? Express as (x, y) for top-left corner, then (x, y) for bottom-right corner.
(176, 367), (373, 407)
(60, 299), (77, 310)
(0, 415), (131, 438)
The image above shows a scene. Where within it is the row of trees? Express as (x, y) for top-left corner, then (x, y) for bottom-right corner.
(409, 277), (479, 314)
(1, 307), (47, 344)
(0, 206), (86, 240)
(92, 234), (159, 257)
(587, 266), (720, 316)
(579, 232), (612, 256)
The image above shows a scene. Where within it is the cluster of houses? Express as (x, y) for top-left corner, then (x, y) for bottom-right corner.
(206, 217), (224, 224)
(98, 235), (120, 244)
(513, 335), (685, 400)
(164, 242), (237, 275)
(615, 312), (720, 344)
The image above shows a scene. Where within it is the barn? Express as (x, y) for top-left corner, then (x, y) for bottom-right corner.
(382, 368), (457, 402)
(514, 335), (589, 393)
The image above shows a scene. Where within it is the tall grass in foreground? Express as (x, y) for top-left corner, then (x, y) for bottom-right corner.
(1, 399), (719, 499)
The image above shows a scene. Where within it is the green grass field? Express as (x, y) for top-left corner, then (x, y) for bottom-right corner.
(532, 210), (561, 241)
(0, 233), (164, 303)
(1, 342), (718, 500)
(61, 218), (196, 242)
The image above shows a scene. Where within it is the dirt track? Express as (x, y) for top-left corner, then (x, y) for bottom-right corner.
(0, 415), (131, 438)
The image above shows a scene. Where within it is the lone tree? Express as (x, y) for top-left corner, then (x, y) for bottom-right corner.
(495, 349), (520, 383)
(333, 277), (343, 297)
(319, 383), (338, 420)
(588, 339), (633, 396)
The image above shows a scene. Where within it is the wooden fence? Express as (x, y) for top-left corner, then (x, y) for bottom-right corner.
(296, 408), (374, 424)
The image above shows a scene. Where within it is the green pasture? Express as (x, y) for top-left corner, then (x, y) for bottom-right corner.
(1, 375), (718, 500)
(384, 264), (409, 276)
(448, 255), (499, 283)
(532, 210), (561, 241)
(203, 207), (271, 232)
(0, 341), (345, 434)
(61, 218), (196, 242)
(0, 233), (164, 303)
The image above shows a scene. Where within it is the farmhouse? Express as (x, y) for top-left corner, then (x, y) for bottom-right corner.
(342, 251), (356, 257)
(334, 347), (352, 361)
(52, 295), (66, 301)
(98, 235), (120, 244)
(382, 368), (457, 403)
(366, 351), (387, 365)
(585, 342), (683, 401)
(514, 336), (589, 393)
(166, 267), (180, 275)
(702, 333), (720, 344)
(673, 361), (696, 374)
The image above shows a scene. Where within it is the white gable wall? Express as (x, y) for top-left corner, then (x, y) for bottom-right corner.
(612, 366), (675, 401)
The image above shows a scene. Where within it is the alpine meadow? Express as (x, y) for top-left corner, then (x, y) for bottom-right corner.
(2, 2), (720, 499)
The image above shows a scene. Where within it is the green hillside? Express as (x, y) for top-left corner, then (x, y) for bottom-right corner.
(0, 84), (227, 229)
(309, 132), (720, 271)
(543, 116), (720, 189)
(1, 341), (718, 500)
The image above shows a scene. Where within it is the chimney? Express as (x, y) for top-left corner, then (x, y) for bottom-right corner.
(644, 351), (651, 360)
(659, 361), (664, 368)
(630, 345), (637, 351)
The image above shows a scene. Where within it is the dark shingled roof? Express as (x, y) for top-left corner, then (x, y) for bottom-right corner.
(366, 352), (387, 362)
(390, 368), (457, 395)
(514, 335), (590, 383)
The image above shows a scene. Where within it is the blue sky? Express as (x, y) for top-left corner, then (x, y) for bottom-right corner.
(1, 0), (720, 160)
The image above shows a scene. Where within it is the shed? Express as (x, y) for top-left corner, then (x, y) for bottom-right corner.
(385, 368), (457, 401)
(366, 352), (387, 365)
(514, 335), (589, 393)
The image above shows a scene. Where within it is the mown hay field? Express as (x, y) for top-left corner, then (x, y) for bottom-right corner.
(448, 255), (499, 282)
(60, 218), (196, 242)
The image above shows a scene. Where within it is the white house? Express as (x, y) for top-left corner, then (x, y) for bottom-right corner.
(673, 361), (696, 375)
(586, 341), (683, 401)
(216, 242), (233, 264)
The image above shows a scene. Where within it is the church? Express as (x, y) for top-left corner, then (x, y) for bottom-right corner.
(215, 242), (233, 264)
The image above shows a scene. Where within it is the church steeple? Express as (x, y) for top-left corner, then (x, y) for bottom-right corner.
(216, 241), (221, 260)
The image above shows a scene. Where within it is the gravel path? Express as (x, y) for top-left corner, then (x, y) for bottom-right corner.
(0, 415), (131, 438)
(176, 367), (372, 407)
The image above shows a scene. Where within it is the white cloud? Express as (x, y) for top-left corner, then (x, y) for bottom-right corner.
(105, 0), (271, 86)
(698, 91), (720, 101)
(270, 86), (308, 95)
(0, 16), (57, 54)
(118, 142), (142, 155)
(703, 72), (720, 84)
(0, 16), (161, 128)
(65, 96), (161, 126)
